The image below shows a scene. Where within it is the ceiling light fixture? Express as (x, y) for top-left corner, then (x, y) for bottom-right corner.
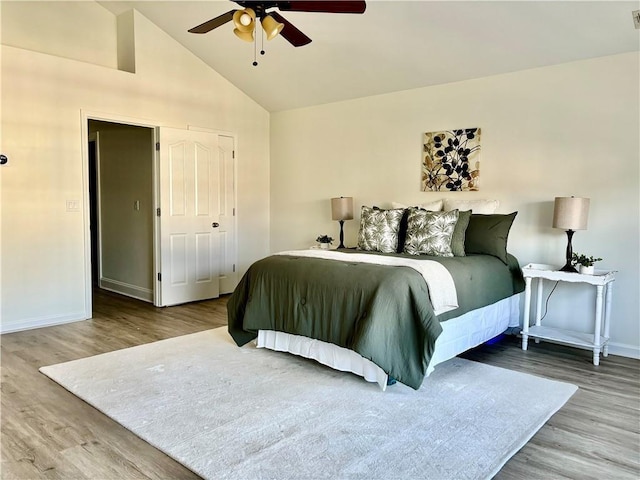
(231, 7), (284, 66)
(232, 8), (256, 42)
(188, 1), (366, 67)
(261, 14), (284, 40)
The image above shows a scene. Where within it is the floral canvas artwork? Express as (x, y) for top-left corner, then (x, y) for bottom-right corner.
(422, 128), (481, 192)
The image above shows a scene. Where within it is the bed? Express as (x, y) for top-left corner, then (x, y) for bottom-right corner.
(228, 206), (524, 390)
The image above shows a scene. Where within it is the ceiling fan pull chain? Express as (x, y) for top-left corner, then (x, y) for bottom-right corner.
(252, 32), (258, 66)
(260, 26), (266, 56)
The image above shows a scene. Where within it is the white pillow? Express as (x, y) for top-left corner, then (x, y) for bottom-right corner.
(391, 199), (443, 211)
(443, 199), (499, 214)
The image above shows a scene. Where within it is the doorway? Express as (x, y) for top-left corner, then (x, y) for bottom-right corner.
(88, 120), (155, 303)
(82, 114), (239, 316)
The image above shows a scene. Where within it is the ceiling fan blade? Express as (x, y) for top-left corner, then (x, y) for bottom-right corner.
(270, 11), (312, 47)
(275, 1), (366, 14)
(188, 10), (235, 34)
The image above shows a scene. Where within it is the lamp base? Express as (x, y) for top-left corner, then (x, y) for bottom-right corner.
(560, 229), (577, 273)
(559, 262), (578, 273)
(337, 220), (346, 249)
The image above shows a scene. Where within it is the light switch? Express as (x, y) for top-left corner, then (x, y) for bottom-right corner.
(134, 200), (140, 211)
(66, 200), (80, 212)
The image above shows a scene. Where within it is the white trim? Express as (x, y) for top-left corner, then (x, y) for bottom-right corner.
(514, 336), (639, 360)
(82, 110), (160, 130)
(0, 312), (87, 334)
(80, 114), (93, 321)
(187, 125), (235, 137)
(600, 342), (639, 360)
(99, 278), (153, 303)
(223, 132), (239, 293)
(153, 127), (161, 306)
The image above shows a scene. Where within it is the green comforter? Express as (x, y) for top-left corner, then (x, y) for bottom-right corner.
(227, 252), (524, 389)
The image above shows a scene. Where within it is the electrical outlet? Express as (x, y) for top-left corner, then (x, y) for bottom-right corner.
(633, 10), (640, 29)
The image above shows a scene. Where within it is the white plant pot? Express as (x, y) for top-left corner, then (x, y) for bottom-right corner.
(319, 243), (330, 250)
(579, 265), (595, 275)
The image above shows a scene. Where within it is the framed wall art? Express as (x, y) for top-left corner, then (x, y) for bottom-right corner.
(421, 128), (481, 192)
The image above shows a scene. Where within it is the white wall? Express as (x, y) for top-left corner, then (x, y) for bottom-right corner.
(271, 52), (640, 358)
(0, 5), (270, 332)
(1, 1), (119, 69)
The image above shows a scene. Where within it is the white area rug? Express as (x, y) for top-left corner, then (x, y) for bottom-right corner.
(40, 328), (577, 480)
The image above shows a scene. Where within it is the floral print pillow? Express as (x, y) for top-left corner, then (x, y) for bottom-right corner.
(404, 209), (459, 256)
(357, 206), (405, 253)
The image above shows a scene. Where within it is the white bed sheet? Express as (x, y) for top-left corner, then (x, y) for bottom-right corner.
(256, 294), (520, 390)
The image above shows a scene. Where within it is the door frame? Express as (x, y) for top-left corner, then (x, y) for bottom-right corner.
(80, 110), (159, 315)
(80, 111), (240, 315)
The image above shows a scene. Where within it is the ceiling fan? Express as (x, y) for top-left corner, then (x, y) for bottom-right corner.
(188, 1), (367, 48)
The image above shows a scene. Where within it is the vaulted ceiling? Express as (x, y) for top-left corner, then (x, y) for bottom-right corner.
(100, 1), (640, 112)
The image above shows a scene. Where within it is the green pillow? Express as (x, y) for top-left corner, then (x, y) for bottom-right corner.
(450, 210), (471, 257)
(465, 212), (517, 264)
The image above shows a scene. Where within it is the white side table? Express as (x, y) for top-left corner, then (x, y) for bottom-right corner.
(521, 263), (616, 365)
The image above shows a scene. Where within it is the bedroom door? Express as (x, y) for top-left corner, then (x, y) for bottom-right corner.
(157, 127), (221, 306)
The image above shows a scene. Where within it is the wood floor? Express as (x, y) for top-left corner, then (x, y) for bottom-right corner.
(1, 289), (639, 479)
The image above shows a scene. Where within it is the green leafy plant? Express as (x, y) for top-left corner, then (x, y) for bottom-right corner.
(316, 235), (333, 244)
(571, 253), (602, 267)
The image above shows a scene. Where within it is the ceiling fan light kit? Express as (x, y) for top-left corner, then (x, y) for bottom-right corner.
(188, 1), (367, 66)
(232, 8), (256, 42)
(261, 14), (285, 40)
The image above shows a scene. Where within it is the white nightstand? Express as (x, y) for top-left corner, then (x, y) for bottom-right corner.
(521, 263), (617, 365)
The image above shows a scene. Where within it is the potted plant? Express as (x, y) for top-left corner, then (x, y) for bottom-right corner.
(571, 253), (602, 275)
(316, 235), (333, 250)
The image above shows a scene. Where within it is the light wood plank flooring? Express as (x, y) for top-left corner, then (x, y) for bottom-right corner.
(2, 289), (639, 479)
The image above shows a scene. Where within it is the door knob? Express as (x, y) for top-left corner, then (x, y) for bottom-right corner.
(212, 222), (220, 228)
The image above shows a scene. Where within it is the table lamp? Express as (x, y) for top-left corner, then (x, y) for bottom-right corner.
(331, 197), (354, 249)
(552, 196), (590, 272)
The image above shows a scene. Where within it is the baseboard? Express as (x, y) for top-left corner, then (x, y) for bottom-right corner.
(506, 330), (640, 361)
(100, 277), (153, 303)
(607, 342), (640, 360)
(0, 311), (88, 334)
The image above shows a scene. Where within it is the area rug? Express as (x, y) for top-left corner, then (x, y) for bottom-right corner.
(40, 327), (577, 480)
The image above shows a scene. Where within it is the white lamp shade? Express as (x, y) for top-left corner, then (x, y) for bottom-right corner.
(552, 196), (590, 230)
(331, 197), (354, 221)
